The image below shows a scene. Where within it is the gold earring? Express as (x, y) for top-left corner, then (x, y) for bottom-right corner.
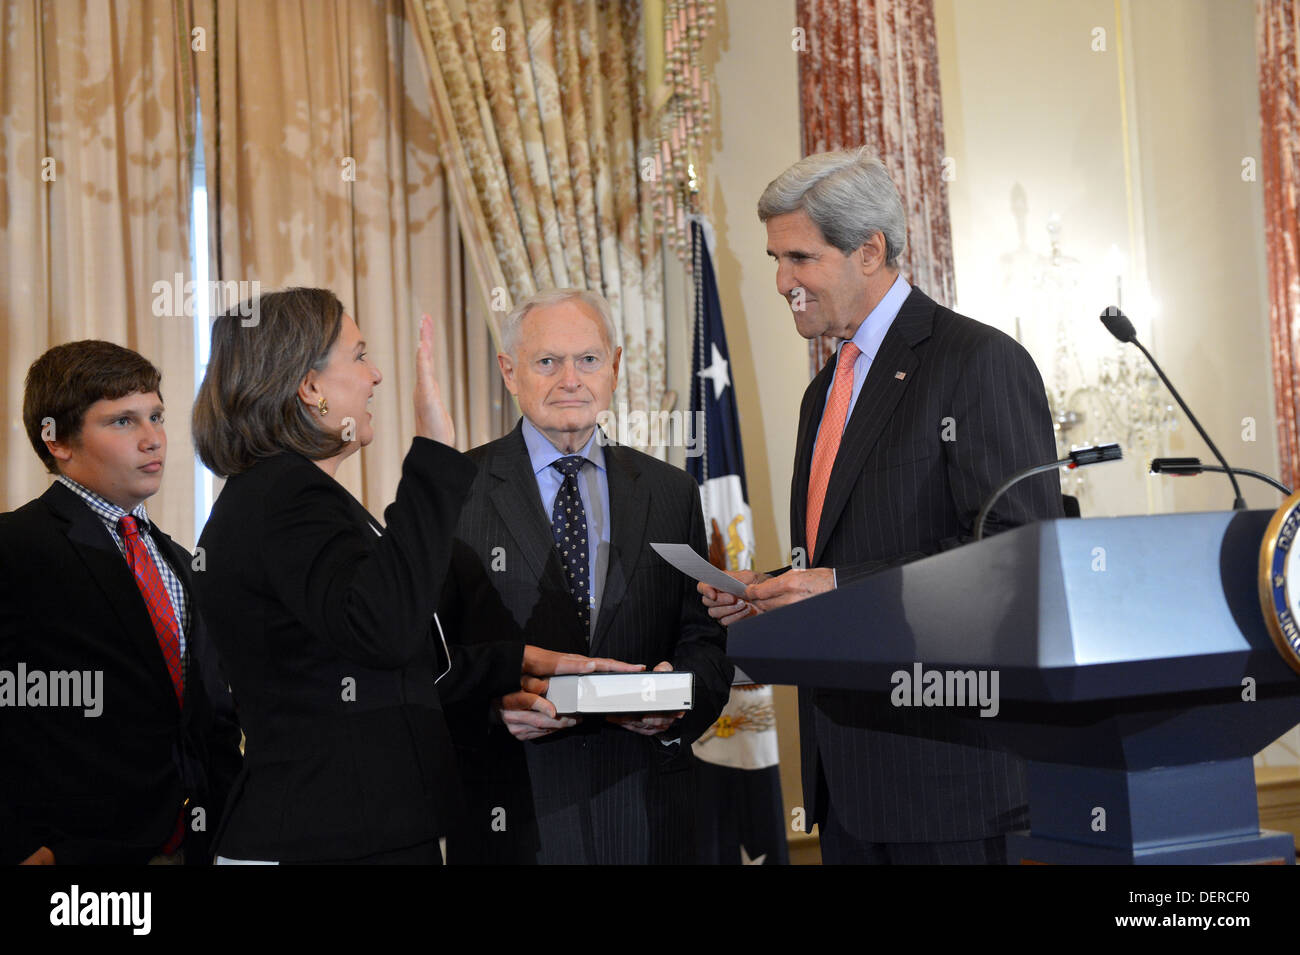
(317, 396), (329, 416)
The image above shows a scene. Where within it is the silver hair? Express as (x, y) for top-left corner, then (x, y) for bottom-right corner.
(499, 288), (620, 357)
(756, 147), (907, 267)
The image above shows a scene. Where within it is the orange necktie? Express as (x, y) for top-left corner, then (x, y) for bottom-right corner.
(806, 342), (861, 555)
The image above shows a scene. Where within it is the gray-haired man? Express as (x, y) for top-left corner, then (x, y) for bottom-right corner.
(440, 288), (733, 864)
(701, 148), (1063, 864)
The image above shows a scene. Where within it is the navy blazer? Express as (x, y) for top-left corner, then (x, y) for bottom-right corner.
(0, 481), (241, 864)
(790, 287), (1063, 843)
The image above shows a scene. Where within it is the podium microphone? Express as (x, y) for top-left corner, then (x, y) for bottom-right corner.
(1149, 457), (1292, 496)
(973, 443), (1122, 541)
(1100, 306), (1246, 511)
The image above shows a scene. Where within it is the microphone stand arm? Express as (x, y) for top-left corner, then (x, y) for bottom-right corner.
(1131, 339), (1246, 510)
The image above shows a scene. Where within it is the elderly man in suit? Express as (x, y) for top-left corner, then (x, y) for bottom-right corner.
(1, 341), (242, 865)
(442, 288), (733, 865)
(700, 148), (1063, 865)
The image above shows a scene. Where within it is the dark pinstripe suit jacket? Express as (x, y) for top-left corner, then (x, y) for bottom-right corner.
(442, 421), (733, 864)
(791, 286), (1062, 843)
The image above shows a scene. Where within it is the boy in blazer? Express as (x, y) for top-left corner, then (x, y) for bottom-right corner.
(1, 341), (241, 865)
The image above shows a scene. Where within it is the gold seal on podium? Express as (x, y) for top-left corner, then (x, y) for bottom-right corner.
(1259, 491), (1300, 675)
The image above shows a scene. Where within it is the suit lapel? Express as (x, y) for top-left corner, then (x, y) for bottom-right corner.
(487, 423), (562, 584)
(809, 288), (937, 565)
(591, 444), (647, 653)
(43, 483), (180, 711)
(148, 524), (191, 599)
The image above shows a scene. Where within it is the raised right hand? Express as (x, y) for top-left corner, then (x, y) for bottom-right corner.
(698, 569), (770, 626)
(414, 313), (455, 446)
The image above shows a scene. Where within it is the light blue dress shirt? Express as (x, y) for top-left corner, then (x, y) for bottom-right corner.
(819, 273), (912, 435)
(521, 417), (611, 634)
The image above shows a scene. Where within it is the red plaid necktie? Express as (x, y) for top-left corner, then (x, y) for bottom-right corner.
(806, 342), (861, 555)
(119, 515), (186, 855)
(119, 516), (184, 706)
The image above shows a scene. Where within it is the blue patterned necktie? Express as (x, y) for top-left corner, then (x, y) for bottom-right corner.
(550, 455), (591, 634)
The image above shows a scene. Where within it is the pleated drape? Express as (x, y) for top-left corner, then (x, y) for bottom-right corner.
(1259, 0), (1300, 491)
(1, 0), (196, 538)
(796, 0), (955, 376)
(405, 0), (668, 443)
(192, 0), (507, 510)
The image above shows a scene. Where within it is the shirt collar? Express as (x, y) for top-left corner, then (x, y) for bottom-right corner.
(521, 416), (607, 476)
(845, 273), (912, 361)
(56, 474), (151, 530)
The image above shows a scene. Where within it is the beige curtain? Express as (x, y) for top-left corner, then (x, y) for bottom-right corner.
(796, 0), (955, 376)
(192, 0), (507, 511)
(1, 0), (196, 539)
(404, 0), (668, 441)
(1259, 0), (1300, 491)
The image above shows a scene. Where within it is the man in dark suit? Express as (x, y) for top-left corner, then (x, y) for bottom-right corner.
(442, 289), (733, 864)
(701, 148), (1062, 864)
(0, 341), (242, 865)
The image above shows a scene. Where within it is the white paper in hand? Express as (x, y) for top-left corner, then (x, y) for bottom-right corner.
(650, 542), (748, 597)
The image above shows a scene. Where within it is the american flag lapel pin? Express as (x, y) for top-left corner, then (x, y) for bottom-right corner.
(895, 370), (907, 380)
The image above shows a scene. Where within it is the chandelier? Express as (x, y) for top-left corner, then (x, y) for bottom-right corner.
(1033, 219), (1178, 504)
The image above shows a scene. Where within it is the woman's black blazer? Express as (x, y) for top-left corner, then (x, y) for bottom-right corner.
(195, 438), (522, 862)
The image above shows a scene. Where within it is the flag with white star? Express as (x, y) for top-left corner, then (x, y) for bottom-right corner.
(687, 218), (752, 569)
(687, 215), (788, 866)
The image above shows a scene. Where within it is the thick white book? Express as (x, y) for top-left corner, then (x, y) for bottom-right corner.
(546, 671), (695, 715)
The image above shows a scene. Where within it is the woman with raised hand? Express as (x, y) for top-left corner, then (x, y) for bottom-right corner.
(192, 288), (634, 864)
